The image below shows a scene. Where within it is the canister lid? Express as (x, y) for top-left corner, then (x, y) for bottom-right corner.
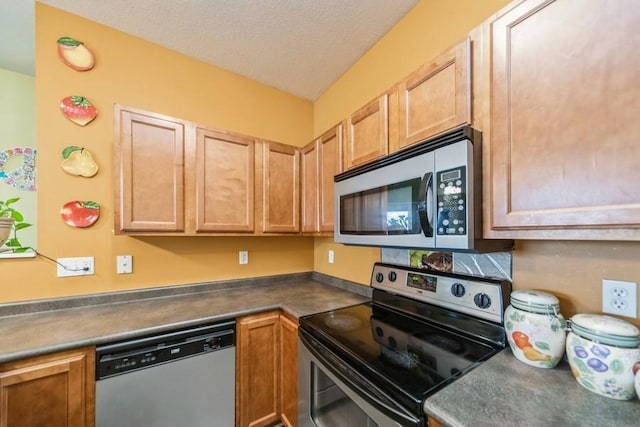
(570, 314), (640, 348)
(510, 290), (560, 314)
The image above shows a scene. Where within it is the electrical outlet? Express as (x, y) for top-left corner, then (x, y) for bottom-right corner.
(57, 257), (95, 278)
(328, 250), (334, 264)
(602, 279), (637, 318)
(117, 255), (133, 274)
(239, 251), (249, 265)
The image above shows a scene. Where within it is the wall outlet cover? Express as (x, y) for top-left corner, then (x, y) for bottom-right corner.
(602, 279), (637, 318)
(57, 256), (95, 278)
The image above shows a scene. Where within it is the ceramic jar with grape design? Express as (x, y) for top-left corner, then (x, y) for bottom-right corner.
(505, 290), (567, 368)
(566, 314), (640, 400)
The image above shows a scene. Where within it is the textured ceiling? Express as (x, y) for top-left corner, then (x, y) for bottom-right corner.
(2, 0), (419, 100)
(0, 2), (35, 77)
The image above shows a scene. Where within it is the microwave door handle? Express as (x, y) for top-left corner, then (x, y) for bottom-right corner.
(418, 172), (433, 237)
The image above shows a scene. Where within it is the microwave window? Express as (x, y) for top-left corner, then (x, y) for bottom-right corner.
(339, 178), (422, 235)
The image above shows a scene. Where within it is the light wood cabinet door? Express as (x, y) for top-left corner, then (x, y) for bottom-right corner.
(236, 311), (281, 427)
(195, 127), (255, 232)
(279, 314), (298, 427)
(258, 141), (300, 233)
(344, 94), (388, 170)
(300, 140), (318, 234)
(390, 38), (471, 153)
(0, 347), (95, 427)
(487, 0), (640, 237)
(318, 124), (343, 233)
(115, 105), (186, 233)
(300, 123), (343, 235)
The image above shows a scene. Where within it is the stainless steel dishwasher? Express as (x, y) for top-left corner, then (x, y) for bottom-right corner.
(95, 320), (235, 427)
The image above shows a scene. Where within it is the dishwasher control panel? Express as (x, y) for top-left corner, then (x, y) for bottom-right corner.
(96, 320), (235, 379)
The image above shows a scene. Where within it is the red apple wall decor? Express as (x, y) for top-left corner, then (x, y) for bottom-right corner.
(61, 146), (99, 177)
(57, 36), (95, 71)
(60, 96), (98, 126)
(61, 200), (100, 228)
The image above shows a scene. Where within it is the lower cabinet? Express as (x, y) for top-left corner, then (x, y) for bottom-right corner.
(236, 311), (298, 427)
(0, 347), (95, 427)
(279, 313), (298, 427)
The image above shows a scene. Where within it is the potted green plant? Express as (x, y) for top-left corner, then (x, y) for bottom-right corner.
(0, 197), (32, 251)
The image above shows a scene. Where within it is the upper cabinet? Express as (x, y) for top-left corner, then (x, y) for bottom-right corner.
(300, 140), (318, 233)
(257, 140), (300, 234)
(318, 125), (343, 233)
(195, 127), (255, 233)
(390, 38), (471, 153)
(301, 123), (343, 235)
(485, 0), (640, 239)
(115, 105), (299, 236)
(344, 94), (388, 169)
(342, 37), (473, 172)
(115, 106), (187, 233)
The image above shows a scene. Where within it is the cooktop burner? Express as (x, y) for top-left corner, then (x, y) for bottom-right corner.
(323, 314), (362, 332)
(420, 333), (467, 354)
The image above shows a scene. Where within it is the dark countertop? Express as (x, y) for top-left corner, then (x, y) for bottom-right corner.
(0, 273), (369, 363)
(424, 349), (640, 427)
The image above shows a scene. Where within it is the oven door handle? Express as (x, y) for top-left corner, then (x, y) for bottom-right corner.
(417, 172), (433, 237)
(300, 330), (424, 427)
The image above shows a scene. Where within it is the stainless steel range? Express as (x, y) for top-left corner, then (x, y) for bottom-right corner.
(298, 263), (511, 426)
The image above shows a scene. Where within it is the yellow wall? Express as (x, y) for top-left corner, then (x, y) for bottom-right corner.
(0, 3), (314, 303)
(312, 0), (640, 326)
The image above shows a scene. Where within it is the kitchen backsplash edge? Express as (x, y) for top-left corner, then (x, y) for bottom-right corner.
(311, 271), (373, 298)
(0, 271), (371, 317)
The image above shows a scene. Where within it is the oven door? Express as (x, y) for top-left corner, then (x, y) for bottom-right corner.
(298, 330), (424, 427)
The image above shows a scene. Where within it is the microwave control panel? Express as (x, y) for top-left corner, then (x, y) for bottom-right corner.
(436, 166), (466, 236)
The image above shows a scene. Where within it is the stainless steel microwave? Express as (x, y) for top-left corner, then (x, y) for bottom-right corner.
(334, 126), (513, 252)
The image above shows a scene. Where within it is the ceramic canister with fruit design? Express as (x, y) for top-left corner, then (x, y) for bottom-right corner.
(566, 314), (640, 400)
(505, 290), (567, 368)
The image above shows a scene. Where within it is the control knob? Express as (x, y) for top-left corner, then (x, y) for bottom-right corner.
(375, 272), (384, 283)
(388, 271), (397, 282)
(450, 282), (466, 298)
(474, 293), (492, 309)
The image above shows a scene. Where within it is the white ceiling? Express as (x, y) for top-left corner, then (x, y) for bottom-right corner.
(1, 0), (419, 100)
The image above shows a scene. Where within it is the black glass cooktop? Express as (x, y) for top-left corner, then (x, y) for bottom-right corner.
(299, 298), (501, 413)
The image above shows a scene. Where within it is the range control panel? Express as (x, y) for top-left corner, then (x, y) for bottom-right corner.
(370, 263), (510, 324)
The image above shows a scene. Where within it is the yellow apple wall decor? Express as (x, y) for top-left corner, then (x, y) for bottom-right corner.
(61, 146), (99, 177)
(60, 95), (98, 126)
(57, 36), (95, 71)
